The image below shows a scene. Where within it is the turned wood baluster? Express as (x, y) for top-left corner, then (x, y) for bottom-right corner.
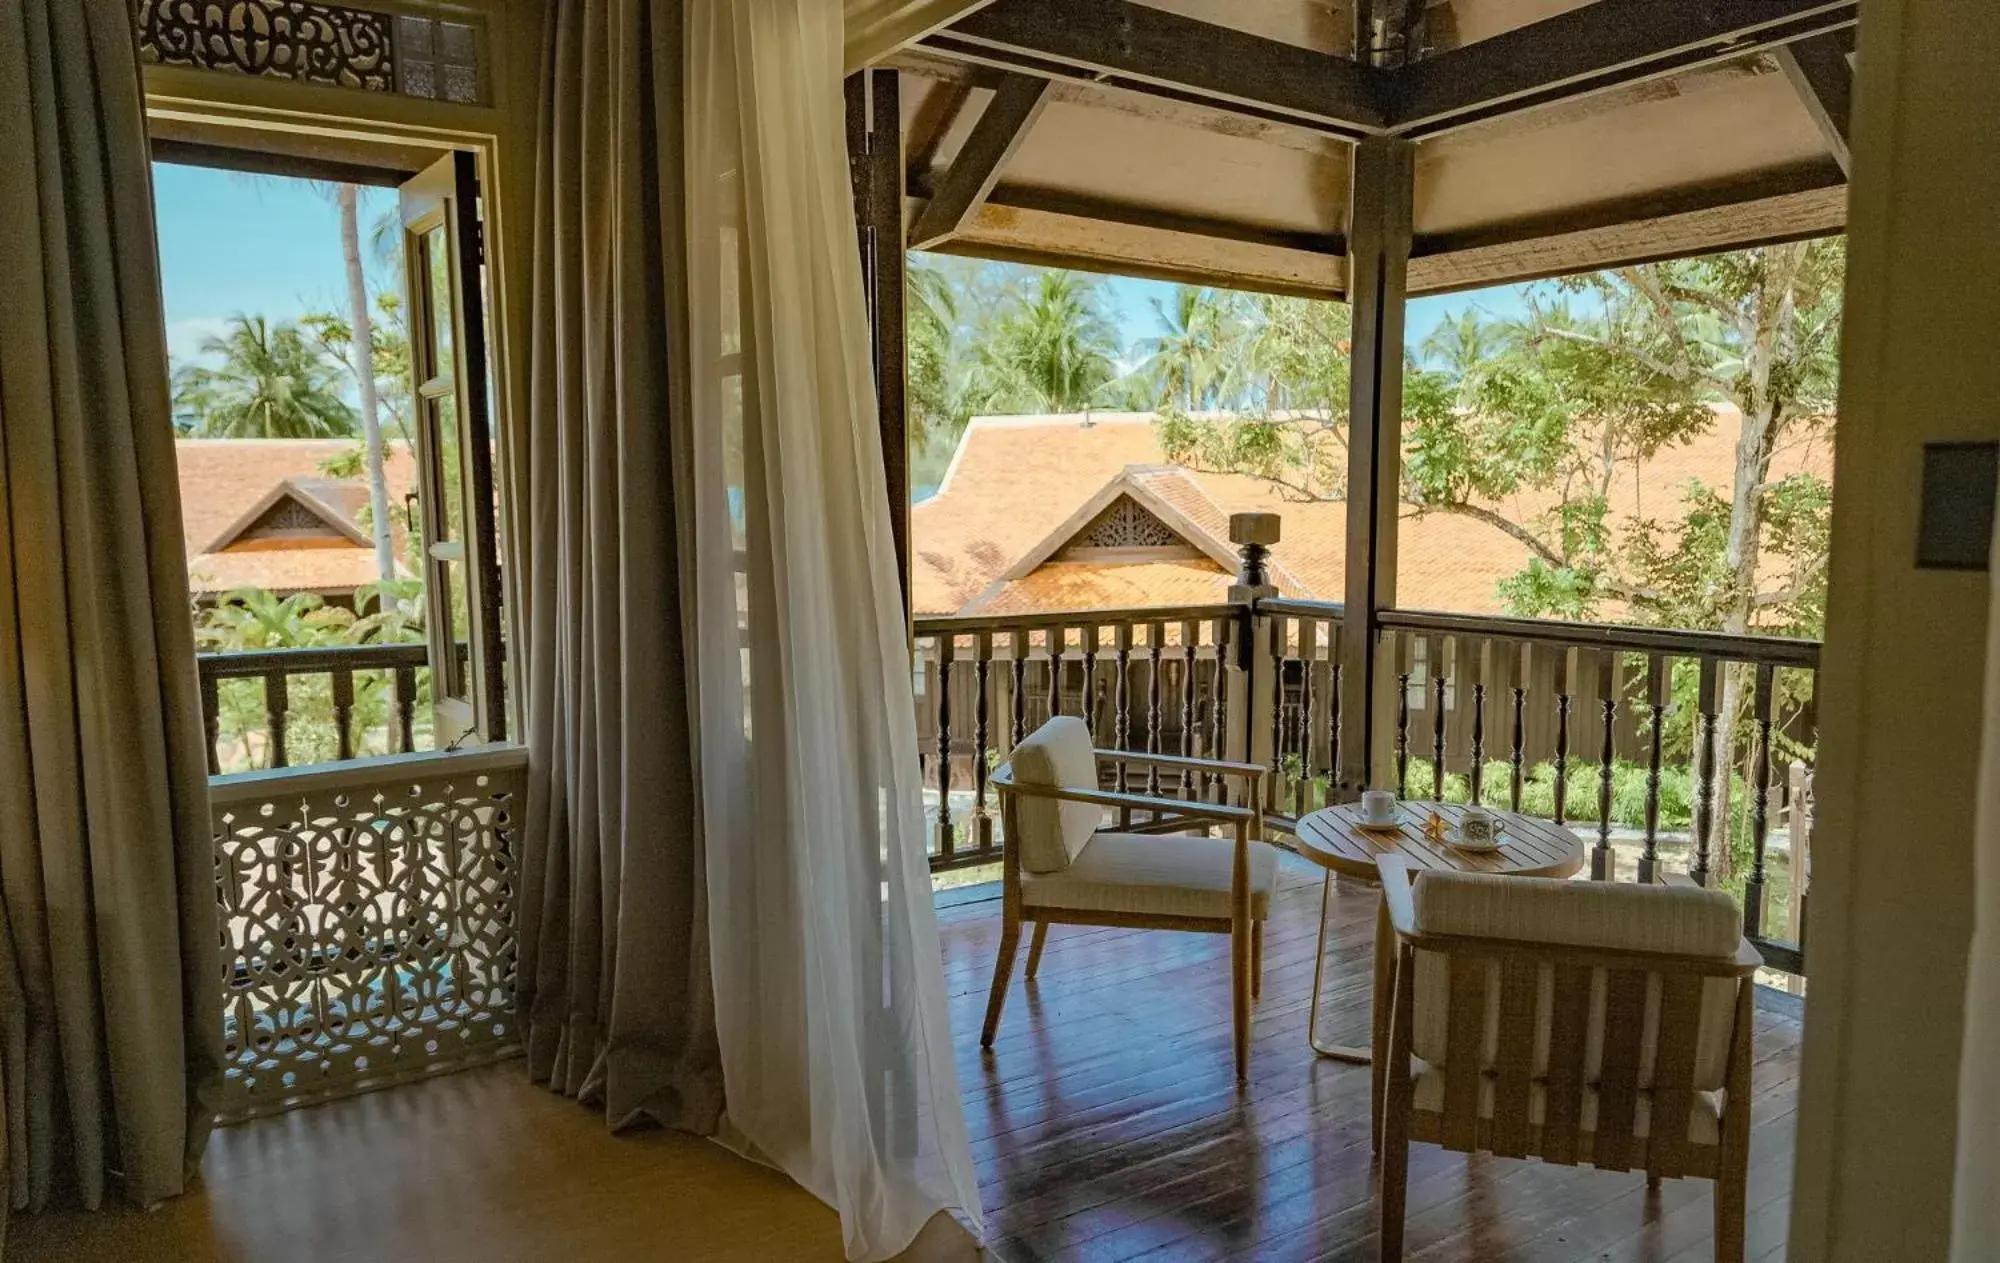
(1046, 625), (1065, 721)
(1395, 631), (1413, 799)
(263, 671), (290, 769)
(394, 664), (417, 753)
(1327, 657), (1342, 800)
(1178, 619), (1198, 797)
(1293, 619), (1315, 818)
(1593, 650), (1618, 881)
(1468, 639), (1488, 806)
(1112, 623), (1133, 784)
(1552, 648), (1574, 826)
(1509, 642), (1529, 812)
(973, 632), (993, 854)
(1010, 629), (1029, 748)
(935, 635), (955, 858)
(1208, 618), (1229, 801)
(332, 667), (356, 762)
(1269, 614), (1289, 809)
(1146, 620), (1165, 797)
(1690, 657), (1720, 887)
(1639, 653), (1669, 883)
(1430, 636), (1448, 802)
(200, 670), (222, 775)
(1745, 661), (1777, 936)
(1081, 625), (1101, 741)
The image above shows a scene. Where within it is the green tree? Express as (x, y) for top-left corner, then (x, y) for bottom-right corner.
(963, 269), (1128, 414)
(1148, 241), (1844, 879)
(908, 260), (966, 456)
(173, 315), (358, 439)
(1138, 285), (1249, 411)
(1150, 292), (1354, 499)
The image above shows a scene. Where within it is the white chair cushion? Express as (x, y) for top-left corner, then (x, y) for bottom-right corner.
(1409, 872), (1744, 1092)
(1021, 833), (1279, 921)
(1408, 1059), (1722, 1147)
(1007, 716), (1103, 873)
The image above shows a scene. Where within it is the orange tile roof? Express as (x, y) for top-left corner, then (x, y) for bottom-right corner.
(911, 409), (1833, 619)
(965, 559), (1239, 615)
(175, 439), (418, 597)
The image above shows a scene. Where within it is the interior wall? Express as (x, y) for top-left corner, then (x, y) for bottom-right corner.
(1789, 0), (2000, 1258)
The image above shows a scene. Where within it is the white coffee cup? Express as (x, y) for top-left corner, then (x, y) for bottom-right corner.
(1459, 806), (1498, 845)
(1360, 789), (1398, 827)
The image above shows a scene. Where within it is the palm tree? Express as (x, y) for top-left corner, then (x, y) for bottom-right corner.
(907, 260), (963, 453)
(174, 315), (358, 439)
(966, 270), (1124, 414)
(336, 183), (397, 587)
(1138, 285), (1247, 410)
(1420, 308), (1503, 395)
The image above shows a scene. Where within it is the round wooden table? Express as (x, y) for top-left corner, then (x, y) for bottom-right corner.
(1286, 801), (1586, 1064)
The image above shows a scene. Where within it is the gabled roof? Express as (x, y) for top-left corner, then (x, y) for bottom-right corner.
(202, 477), (373, 554)
(999, 465), (1241, 579)
(175, 439), (418, 597)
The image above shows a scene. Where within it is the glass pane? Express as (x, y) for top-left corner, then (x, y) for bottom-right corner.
(434, 393), (465, 546)
(433, 557), (469, 700)
(425, 225), (455, 380)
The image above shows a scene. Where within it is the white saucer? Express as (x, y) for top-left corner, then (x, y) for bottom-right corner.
(1445, 828), (1505, 852)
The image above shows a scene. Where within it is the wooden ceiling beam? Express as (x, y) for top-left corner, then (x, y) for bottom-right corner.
(844, 0), (999, 73)
(919, 0), (1390, 141)
(920, 198), (1346, 299)
(908, 73), (1049, 250)
(1775, 30), (1855, 176)
(1389, 0), (1858, 138)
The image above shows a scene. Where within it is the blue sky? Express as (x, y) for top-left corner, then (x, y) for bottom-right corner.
(152, 160), (1538, 375)
(153, 162), (400, 369)
(1099, 273), (1538, 369)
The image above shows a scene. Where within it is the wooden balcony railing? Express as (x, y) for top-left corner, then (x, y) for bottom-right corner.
(914, 604), (1242, 871)
(916, 592), (1819, 976)
(197, 644), (431, 774)
(1370, 605), (1819, 973)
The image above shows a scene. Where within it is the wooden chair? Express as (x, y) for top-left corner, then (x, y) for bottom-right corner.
(983, 716), (1273, 1081)
(1373, 856), (1762, 1262)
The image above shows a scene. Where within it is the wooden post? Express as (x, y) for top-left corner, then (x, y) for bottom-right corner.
(844, 69), (910, 622)
(1227, 513), (1281, 811)
(1338, 136), (1415, 797)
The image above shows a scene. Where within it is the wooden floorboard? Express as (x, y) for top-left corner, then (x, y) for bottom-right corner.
(6, 850), (1800, 1261)
(947, 851), (1801, 1263)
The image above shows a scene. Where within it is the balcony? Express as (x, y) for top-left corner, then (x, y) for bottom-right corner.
(193, 587), (1817, 1123)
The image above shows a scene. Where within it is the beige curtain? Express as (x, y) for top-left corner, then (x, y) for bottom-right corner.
(509, 0), (724, 1131)
(0, 0), (222, 1216)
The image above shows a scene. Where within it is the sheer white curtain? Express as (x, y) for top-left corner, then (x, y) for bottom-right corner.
(1953, 533), (2000, 1257)
(681, 3), (981, 1259)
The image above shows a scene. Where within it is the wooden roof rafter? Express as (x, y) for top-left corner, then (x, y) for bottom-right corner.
(909, 72), (1049, 250)
(920, 0), (1391, 141)
(1388, 0), (1858, 138)
(1775, 29), (1855, 176)
(882, 0), (1860, 300)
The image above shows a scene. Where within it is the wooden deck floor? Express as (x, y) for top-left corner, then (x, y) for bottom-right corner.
(943, 850), (1804, 1263)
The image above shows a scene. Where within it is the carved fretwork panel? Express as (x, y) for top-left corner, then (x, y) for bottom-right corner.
(137, 1), (483, 103)
(1074, 496), (1183, 550)
(211, 753), (521, 1120)
(239, 496), (342, 543)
